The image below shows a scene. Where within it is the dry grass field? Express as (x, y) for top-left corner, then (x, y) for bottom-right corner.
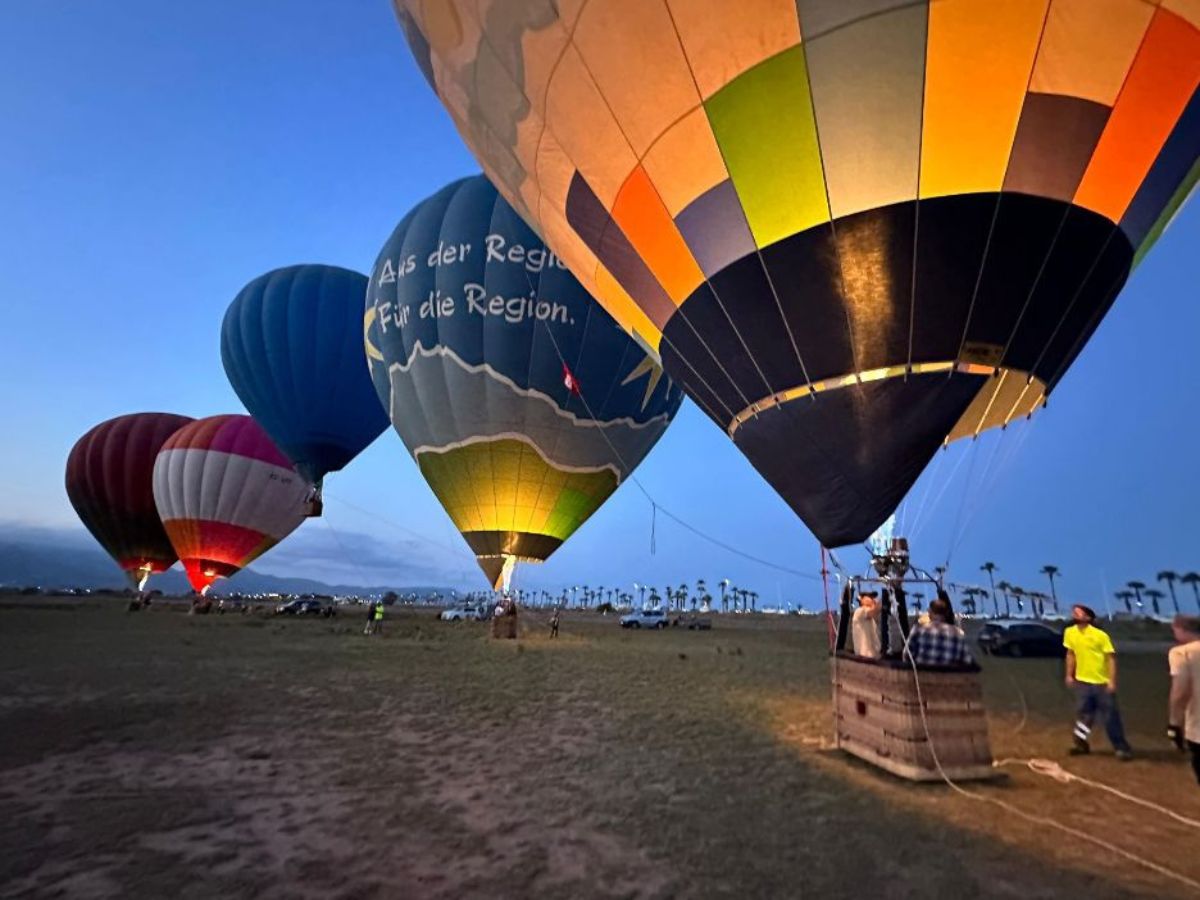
(2, 597), (1198, 899)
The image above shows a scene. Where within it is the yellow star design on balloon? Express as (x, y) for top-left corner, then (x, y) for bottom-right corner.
(363, 307), (384, 362)
(621, 354), (665, 411)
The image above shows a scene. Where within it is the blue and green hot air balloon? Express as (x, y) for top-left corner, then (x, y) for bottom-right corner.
(365, 176), (684, 589)
(222, 264), (388, 514)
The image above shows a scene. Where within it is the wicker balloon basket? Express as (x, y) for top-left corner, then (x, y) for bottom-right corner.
(832, 654), (998, 782)
(491, 613), (518, 640)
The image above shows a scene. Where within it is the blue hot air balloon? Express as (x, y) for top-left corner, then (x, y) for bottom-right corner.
(221, 265), (388, 512)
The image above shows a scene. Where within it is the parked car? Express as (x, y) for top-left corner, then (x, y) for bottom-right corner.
(677, 614), (712, 631)
(976, 620), (1063, 657)
(440, 606), (488, 622)
(275, 598), (334, 617)
(619, 609), (668, 629)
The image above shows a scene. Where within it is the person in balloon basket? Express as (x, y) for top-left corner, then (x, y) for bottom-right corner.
(1064, 605), (1133, 760)
(1167, 614), (1200, 785)
(850, 590), (882, 659)
(905, 596), (974, 668)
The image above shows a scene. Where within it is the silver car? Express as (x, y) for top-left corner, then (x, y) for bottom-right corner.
(619, 609), (668, 629)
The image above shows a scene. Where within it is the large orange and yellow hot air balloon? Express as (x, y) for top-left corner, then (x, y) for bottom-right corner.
(393, 0), (1200, 546)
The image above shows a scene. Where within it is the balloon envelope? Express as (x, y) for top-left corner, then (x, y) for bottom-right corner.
(365, 175), (684, 587)
(395, 1), (1200, 546)
(66, 412), (195, 587)
(152, 414), (308, 593)
(221, 264), (388, 488)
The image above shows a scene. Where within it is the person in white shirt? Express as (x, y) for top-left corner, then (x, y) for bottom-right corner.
(1167, 614), (1200, 786)
(851, 591), (881, 659)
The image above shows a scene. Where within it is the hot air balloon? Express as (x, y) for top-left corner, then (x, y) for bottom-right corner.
(365, 175), (684, 589)
(394, 0), (1200, 547)
(152, 415), (308, 594)
(221, 265), (388, 514)
(65, 412), (195, 589)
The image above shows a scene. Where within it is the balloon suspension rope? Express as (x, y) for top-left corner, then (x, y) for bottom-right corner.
(820, 546), (835, 650)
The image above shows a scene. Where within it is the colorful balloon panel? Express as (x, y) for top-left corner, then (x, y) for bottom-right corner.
(152, 415), (308, 593)
(365, 175), (683, 586)
(65, 412), (195, 585)
(221, 265), (388, 487)
(395, 0), (1200, 546)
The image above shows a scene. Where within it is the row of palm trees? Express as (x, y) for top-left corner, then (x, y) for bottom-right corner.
(1115, 570), (1200, 616)
(963, 563), (1200, 619)
(461, 579), (761, 613)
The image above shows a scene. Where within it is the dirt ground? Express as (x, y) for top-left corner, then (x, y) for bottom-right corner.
(2, 598), (1198, 899)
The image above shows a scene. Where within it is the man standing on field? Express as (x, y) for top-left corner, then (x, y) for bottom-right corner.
(1167, 614), (1200, 785)
(1064, 604), (1133, 760)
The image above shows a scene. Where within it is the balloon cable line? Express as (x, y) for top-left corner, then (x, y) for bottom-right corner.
(320, 513), (374, 592)
(909, 439), (975, 543)
(944, 415), (1039, 567)
(535, 316), (822, 582)
(900, 439), (949, 538)
(938, 434), (984, 567)
(324, 493), (468, 561)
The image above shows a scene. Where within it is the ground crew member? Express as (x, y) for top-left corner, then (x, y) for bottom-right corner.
(1064, 604), (1133, 760)
(1168, 614), (1200, 785)
(373, 600), (384, 635)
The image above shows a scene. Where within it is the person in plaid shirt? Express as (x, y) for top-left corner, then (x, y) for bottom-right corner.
(906, 596), (974, 668)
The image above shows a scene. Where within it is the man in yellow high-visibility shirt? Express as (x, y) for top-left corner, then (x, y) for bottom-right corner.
(1064, 604), (1133, 760)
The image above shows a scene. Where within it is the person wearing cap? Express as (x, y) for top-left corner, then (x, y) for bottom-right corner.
(1064, 604), (1133, 760)
(851, 590), (882, 659)
(1167, 614), (1200, 785)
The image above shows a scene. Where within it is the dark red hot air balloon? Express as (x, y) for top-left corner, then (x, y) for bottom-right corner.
(65, 412), (194, 589)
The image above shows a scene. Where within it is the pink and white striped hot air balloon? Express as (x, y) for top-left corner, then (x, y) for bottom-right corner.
(152, 415), (309, 594)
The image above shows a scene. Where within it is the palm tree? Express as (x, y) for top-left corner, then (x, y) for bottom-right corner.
(1040, 565), (1060, 615)
(980, 562), (1000, 617)
(996, 580), (1013, 618)
(635, 583), (647, 608)
(961, 587), (978, 616)
(678, 583), (690, 612)
(1115, 590), (1134, 614)
(719, 579), (730, 614)
(934, 566), (947, 585)
(749, 590), (759, 613)
(648, 587), (662, 609)
(696, 579), (708, 612)
(1157, 571), (1181, 615)
(1127, 580), (1146, 613)
(1011, 585), (1026, 615)
(910, 591), (924, 614)
(1182, 573), (1200, 613)
(1144, 588), (1165, 617)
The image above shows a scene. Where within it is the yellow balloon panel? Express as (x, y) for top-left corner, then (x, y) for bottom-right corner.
(416, 438), (618, 560)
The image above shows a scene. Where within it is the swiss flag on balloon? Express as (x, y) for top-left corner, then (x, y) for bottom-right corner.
(562, 362), (582, 397)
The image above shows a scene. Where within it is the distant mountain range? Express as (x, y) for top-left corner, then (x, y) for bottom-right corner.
(0, 525), (455, 598)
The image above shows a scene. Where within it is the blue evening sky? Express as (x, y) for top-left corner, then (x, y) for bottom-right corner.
(2, 1), (1197, 610)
